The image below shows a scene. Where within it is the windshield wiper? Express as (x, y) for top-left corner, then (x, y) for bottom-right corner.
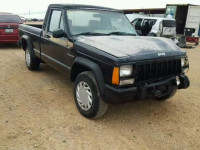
(74, 32), (109, 36)
(108, 31), (136, 36)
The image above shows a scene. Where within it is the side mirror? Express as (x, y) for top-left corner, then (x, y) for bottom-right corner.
(53, 29), (65, 38)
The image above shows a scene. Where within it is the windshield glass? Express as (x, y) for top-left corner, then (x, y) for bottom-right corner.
(66, 10), (136, 36)
(0, 15), (22, 23)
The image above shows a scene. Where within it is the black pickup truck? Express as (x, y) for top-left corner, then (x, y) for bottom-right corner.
(19, 4), (190, 118)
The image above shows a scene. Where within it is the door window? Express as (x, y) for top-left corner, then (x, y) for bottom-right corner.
(59, 15), (64, 30)
(48, 10), (62, 32)
(131, 19), (138, 26)
(135, 18), (142, 30)
(141, 19), (156, 27)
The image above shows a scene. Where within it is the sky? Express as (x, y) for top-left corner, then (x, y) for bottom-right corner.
(1, 0), (200, 18)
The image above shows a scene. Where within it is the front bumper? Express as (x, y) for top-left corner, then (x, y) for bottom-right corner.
(103, 75), (190, 103)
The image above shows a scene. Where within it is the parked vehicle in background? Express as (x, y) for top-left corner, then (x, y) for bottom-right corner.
(126, 13), (148, 23)
(131, 17), (178, 44)
(131, 17), (176, 36)
(19, 4), (190, 118)
(166, 4), (200, 45)
(0, 13), (22, 44)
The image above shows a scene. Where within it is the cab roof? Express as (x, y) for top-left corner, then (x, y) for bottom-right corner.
(49, 4), (122, 13)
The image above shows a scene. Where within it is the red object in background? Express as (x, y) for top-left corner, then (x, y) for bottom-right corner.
(186, 36), (199, 45)
(0, 13), (22, 43)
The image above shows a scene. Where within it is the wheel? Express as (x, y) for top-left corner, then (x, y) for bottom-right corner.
(74, 71), (108, 119)
(154, 86), (177, 101)
(25, 47), (40, 70)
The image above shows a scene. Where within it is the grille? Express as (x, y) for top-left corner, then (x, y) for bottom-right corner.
(135, 59), (181, 83)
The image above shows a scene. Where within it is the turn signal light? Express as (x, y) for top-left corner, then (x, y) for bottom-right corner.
(112, 67), (119, 85)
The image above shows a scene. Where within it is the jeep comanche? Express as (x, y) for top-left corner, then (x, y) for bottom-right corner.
(19, 4), (190, 118)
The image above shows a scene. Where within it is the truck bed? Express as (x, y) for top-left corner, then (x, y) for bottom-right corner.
(19, 24), (42, 36)
(19, 24), (42, 56)
(24, 22), (43, 29)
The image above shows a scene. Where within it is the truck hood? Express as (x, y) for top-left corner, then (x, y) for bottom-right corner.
(77, 36), (184, 58)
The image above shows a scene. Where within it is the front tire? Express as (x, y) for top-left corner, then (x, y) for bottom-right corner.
(74, 71), (108, 119)
(154, 86), (177, 101)
(25, 47), (40, 71)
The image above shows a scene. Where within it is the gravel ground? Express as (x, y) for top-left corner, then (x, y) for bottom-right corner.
(0, 44), (200, 150)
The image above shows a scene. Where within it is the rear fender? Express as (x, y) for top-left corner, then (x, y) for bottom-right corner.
(22, 35), (36, 57)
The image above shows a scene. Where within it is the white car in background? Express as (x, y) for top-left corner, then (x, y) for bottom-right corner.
(131, 17), (176, 37)
(131, 17), (178, 45)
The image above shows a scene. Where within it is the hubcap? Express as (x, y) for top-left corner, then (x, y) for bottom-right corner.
(25, 49), (31, 67)
(76, 81), (93, 111)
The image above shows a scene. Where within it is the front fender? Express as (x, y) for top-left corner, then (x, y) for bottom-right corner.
(71, 57), (105, 95)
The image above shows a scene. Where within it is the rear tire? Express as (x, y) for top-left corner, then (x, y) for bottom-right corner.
(25, 47), (40, 71)
(74, 71), (108, 119)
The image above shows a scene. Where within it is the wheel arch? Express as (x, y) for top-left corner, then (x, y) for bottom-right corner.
(21, 35), (37, 58)
(22, 35), (32, 50)
(70, 57), (105, 95)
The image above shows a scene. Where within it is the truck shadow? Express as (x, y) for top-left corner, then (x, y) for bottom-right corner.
(38, 64), (71, 84)
(103, 99), (174, 121)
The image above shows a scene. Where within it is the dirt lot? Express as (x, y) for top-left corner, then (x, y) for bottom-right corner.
(0, 44), (200, 150)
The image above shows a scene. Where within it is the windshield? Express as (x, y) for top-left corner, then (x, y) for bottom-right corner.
(66, 10), (136, 36)
(0, 15), (22, 23)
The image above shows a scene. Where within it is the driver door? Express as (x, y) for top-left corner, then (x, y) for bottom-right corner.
(41, 9), (70, 74)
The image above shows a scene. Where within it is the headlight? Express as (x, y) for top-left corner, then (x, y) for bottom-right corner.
(181, 58), (185, 67)
(120, 65), (133, 77)
(120, 79), (135, 85)
(181, 57), (189, 73)
(181, 57), (189, 67)
(112, 65), (134, 86)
